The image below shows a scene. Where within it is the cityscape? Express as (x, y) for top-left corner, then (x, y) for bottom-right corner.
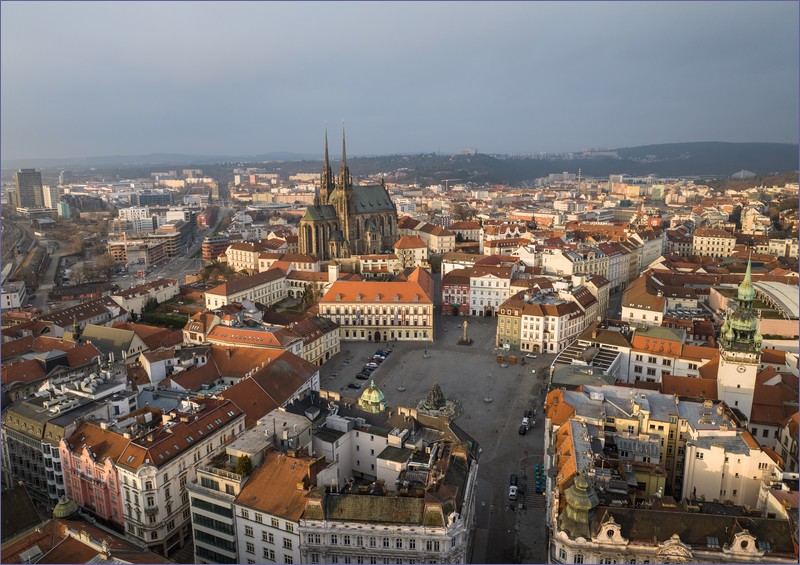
(1, 2), (799, 565)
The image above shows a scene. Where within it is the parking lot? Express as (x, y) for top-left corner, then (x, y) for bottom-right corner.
(320, 313), (551, 563)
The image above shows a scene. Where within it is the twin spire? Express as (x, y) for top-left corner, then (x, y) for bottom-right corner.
(319, 123), (350, 203)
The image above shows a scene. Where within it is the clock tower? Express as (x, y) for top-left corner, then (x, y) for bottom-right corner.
(717, 255), (761, 420)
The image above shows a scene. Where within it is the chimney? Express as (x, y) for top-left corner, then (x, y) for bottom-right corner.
(226, 348), (232, 358)
(592, 330), (598, 339)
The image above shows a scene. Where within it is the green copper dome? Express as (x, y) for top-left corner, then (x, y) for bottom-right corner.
(52, 496), (79, 519)
(360, 380), (387, 414)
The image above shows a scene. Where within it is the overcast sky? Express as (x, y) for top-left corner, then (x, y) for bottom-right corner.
(2, 1), (798, 161)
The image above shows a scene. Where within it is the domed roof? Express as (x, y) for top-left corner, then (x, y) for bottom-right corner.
(52, 496), (79, 519)
(361, 380), (385, 405)
(729, 309), (757, 333)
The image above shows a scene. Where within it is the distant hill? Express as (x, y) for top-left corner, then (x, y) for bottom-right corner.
(263, 142), (798, 184)
(3, 141), (796, 183)
(1, 151), (319, 169)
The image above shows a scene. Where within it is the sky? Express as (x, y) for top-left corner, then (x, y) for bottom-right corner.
(2, 1), (798, 161)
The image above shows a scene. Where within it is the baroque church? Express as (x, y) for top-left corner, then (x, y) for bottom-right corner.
(298, 129), (398, 260)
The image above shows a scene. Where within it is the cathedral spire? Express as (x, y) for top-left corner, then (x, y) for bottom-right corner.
(340, 123), (351, 190)
(320, 123), (334, 202)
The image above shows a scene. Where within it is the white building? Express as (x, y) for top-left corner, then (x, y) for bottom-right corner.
(205, 268), (288, 309)
(2, 281), (28, 310)
(469, 267), (513, 316)
(113, 398), (245, 556)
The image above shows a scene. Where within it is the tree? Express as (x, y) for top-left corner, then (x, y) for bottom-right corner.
(143, 297), (159, 313)
(236, 455), (253, 476)
(453, 203), (475, 222)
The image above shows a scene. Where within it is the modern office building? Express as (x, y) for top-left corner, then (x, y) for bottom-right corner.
(14, 168), (44, 208)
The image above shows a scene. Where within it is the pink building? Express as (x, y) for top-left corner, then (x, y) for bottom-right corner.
(60, 421), (127, 528)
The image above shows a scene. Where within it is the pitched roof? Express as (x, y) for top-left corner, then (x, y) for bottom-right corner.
(205, 267), (286, 297)
(320, 277), (433, 305)
(112, 321), (182, 350)
(660, 375), (718, 399)
(116, 399), (243, 470)
(394, 235), (427, 249)
(235, 450), (319, 519)
(64, 421), (131, 463)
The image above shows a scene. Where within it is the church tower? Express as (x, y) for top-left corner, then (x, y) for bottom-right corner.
(319, 126), (335, 205)
(717, 254), (761, 419)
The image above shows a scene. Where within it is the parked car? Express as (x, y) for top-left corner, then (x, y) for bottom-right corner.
(508, 485), (518, 500)
(347, 382), (363, 390)
(518, 425), (527, 435)
(509, 473), (518, 486)
(522, 416), (531, 430)
(365, 362), (379, 369)
(524, 410), (532, 419)
(356, 372), (371, 380)
(526, 353), (538, 359)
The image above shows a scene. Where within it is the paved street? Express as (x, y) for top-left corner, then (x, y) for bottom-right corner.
(320, 311), (552, 563)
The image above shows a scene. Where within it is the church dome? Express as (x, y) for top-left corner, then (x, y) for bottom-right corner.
(52, 496), (79, 519)
(360, 381), (387, 413)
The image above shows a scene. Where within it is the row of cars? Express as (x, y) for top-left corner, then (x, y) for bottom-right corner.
(347, 348), (393, 390)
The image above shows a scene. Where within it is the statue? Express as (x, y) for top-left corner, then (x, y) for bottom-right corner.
(423, 382), (447, 411)
(457, 319), (473, 345)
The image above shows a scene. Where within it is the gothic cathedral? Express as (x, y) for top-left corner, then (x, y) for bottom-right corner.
(298, 129), (398, 260)
(716, 255), (762, 419)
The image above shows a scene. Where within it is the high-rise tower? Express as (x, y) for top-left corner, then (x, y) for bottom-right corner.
(716, 254), (761, 419)
(14, 168), (44, 208)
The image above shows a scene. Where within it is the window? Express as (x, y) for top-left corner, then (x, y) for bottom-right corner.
(574, 555), (584, 564)
(246, 542), (255, 554)
(245, 525), (254, 537)
(633, 366), (642, 374)
(331, 534), (338, 545)
(383, 537), (390, 548)
(310, 555), (320, 564)
(285, 523), (294, 533)
(272, 517), (280, 528)
(264, 548), (275, 560)
(284, 557), (293, 564)
(344, 535), (351, 546)
(559, 548), (567, 561)
(409, 539), (416, 550)
(242, 509), (250, 519)
(646, 368), (656, 376)
(696, 452), (703, 459)
(263, 531), (270, 542)
(255, 513), (263, 523)
(396, 538), (403, 549)
(283, 538), (293, 549)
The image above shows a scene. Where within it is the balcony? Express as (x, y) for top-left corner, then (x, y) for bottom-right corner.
(144, 506), (159, 516)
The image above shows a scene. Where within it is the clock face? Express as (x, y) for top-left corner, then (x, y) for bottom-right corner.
(737, 365), (746, 373)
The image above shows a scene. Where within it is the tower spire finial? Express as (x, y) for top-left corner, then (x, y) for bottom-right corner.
(341, 121), (347, 167)
(324, 122), (330, 166)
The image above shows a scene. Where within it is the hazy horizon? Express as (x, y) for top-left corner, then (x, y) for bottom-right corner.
(2, 2), (798, 162)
